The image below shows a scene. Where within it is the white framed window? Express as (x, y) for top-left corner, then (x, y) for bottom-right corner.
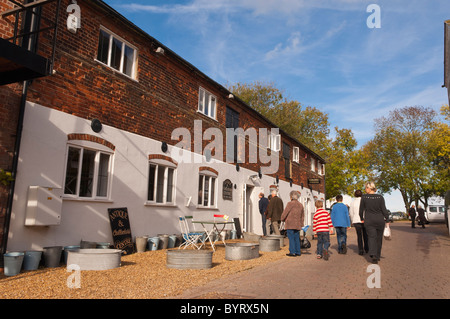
(63, 146), (112, 199)
(198, 87), (217, 120)
(198, 174), (217, 208)
(267, 132), (281, 152)
(147, 163), (176, 205)
(96, 27), (137, 79)
(293, 146), (299, 163)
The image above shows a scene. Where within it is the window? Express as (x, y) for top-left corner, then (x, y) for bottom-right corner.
(293, 147), (299, 163)
(198, 174), (217, 208)
(147, 163), (176, 204)
(311, 157), (316, 171)
(283, 142), (291, 179)
(64, 146), (112, 199)
(267, 132), (281, 152)
(198, 87), (217, 119)
(96, 27), (137, 78)
(226, 106), (239, 163)
(318, 162), (324, 175)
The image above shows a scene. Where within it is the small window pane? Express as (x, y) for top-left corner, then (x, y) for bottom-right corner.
(198, 89), (204, 112)
(110, 37), (123, 71)
(96, 153), (110, 197)
(210, 96), (216, 118)
(123, 44), (135, 77)
(148, 164), (156, 201)
(203, 176), (210, 206)
(166, 168), (174, 203)
(64, 147), (80, 195)
(156, 165), (165, 203)
(79, 149), (96, 197)
(97, 30), (110, 64)
(198, 175), (203, 205)
(210, 177), (215, 207)
(204, 92), (210, 116)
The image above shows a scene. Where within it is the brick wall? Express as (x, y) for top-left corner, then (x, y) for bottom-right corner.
(0, 0), (325, 193)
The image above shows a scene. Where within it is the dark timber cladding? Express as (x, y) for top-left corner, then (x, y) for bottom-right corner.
(445, 20), (450, 106)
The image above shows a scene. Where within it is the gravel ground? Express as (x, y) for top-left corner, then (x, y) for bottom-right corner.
(0, 239), (290, 299)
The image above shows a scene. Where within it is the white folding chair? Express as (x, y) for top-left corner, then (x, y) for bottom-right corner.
(178, 216), (203, 249)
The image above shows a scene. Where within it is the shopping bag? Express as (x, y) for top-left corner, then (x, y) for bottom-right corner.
(301, 237), (311, 249)
(383, 224), (391, 240)
(279, 221), (286, 231)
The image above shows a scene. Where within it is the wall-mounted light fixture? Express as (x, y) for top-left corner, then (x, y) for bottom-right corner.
(161, 141), (168, 153)
(91, 119), (102, 133)
(156, 47), (165, 54)
(228, 94), (234, 99)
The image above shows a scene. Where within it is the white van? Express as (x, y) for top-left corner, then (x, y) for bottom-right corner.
(426, 205), (446, 223)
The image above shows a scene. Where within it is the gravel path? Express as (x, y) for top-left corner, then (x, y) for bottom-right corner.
(0, 240), (290, 299)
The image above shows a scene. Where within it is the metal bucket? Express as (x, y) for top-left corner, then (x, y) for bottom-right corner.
(3, 252), (24, 276)
(147, 237), (160, 251)
(158, 234), (169, 249)
(64, 246), (80, 264)
(267, 234), (285, 247)
(259, 238), (281, 252)
(135, 236), (148, 253)
(23, 251), (42, 271)
(225, 243), (259, 261)
(43, 246), (63, 268)
(166, 250), (213, 269)
(80, 240), (97, 249)
(66, 249), (122, 271)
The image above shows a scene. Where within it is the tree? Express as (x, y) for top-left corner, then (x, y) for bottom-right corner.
(227, 81), (365, 200)
(324, 127), (369, 199)
(425, 105), (450, 198)
(227, 81), (330, 154)
(362, 106), (439, 210)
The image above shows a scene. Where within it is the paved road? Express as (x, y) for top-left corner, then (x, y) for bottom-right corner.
(178, 221), (450, 299)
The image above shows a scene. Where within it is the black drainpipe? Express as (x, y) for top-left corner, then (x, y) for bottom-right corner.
(1, 80), (30, 259)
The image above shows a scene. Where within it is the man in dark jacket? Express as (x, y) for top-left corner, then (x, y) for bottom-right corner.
(259, 193), (269, 236)
(266, 189), (284, 235)
(408, 205), (416, 228)
(417, 206), (426, 229)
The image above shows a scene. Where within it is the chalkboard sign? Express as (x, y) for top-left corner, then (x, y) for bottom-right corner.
(108, 207), (134, 255)
(223, 179), (233, 201)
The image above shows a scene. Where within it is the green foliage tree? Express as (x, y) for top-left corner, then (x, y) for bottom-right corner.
(362, 105), (445, 210)
(227, 81), (366, 199)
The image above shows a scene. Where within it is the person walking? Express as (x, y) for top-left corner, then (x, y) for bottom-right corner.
(313, 200), (334, 260)
(349, 190), (369, 255)
(408, 205), (416, 228)
(281, 191), (304, 257)
(331, 195), (351, 254)
(258, 193), (269, 236)
(266, 189), (284, 236)
(417, 206), (426, 229)
(359, 181), (390, 264)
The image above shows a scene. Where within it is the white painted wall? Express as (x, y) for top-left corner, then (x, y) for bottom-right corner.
(7, 102), (323, 251)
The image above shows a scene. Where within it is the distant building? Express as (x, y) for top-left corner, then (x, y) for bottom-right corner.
(0, 0), (325, 252)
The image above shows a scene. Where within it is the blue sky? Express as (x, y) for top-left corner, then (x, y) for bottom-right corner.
(105, 0), (449, 210)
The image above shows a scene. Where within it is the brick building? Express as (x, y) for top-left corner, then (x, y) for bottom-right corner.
(0, 0), (325, 253)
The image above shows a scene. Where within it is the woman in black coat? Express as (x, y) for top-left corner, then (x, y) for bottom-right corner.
(359, 181), (390, 264)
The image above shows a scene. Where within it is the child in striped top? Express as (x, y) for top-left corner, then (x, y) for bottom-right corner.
(313, 200), (334, 260)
